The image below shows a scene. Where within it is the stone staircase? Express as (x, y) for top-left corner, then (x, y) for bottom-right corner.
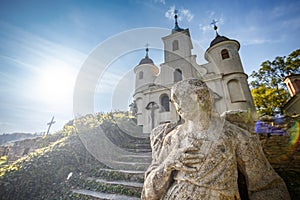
(71, 168), (144, 200)
(70, 128), (152, 199)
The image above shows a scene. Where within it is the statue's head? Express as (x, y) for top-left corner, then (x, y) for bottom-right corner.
(171, 79), (213, 119)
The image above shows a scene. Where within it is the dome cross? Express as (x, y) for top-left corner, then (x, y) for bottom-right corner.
(211, 19), (219, 36)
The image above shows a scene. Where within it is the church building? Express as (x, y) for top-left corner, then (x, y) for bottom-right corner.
(133, 14), (255, 133)
(283, 74), (300, 115)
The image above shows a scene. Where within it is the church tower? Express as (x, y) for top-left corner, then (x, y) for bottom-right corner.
(203, 23), (255, 115)
(133, 47), (159, 131)
(157, 10), (200, 86)
(134, 47), (159, 93)
(132, 16), (256, 134)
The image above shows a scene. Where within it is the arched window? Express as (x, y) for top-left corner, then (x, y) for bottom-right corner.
(221, 49), (230, 59)
(172, 40), (179, 51)
(227, 79), (245, 102)
(160, 94), (170, 112)
(139, 71), (143, 79)
(174, 68), (183, 82)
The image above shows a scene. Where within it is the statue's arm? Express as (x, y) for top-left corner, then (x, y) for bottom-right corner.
(142, 162), (173, 200)
(141, 124), (174, 200)
(236, 129), (290, 200)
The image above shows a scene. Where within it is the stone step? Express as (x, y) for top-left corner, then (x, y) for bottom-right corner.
(91, 168), (145, 183)
(130, 138), (150, 144)
(126, 148), (151, 153)
(110, 160), (150, 171)
(72, 189), (140, 200)
(114, 119), (144, 138)
(86, 177), (143, 188)
(96, 168), (146, 174)
(118, 154), (151, 163)
(133, 143), (151, 148)
(76, 177), (142, 198)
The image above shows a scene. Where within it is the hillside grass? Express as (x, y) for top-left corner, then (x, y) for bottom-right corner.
(0, 112), (133, 200)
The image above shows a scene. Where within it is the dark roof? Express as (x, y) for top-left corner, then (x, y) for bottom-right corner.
(209, 34), (230, 47)
(138, 47), (154, 65)
(172, 23), (184, 34)
(139, 56), (154, 65)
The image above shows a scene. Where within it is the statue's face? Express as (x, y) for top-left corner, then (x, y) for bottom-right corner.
(195, 88), (212, 113)
(171, 93), (193, 118)
(171, 87), (212, 120)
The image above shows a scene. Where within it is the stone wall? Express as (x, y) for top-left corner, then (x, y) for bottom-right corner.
(224, 112), (300, 199)
(260, 134), (300, 171)
(223, 111), (300, 171)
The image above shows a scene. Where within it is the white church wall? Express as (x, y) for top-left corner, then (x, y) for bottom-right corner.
(205, 41), (243, 75)
(162, 31), (192, 63)
(222, 73), (254, 112)
(134, 64), (158, 92)
(133, 20), (256, 133)
(201, 62), (220, 75)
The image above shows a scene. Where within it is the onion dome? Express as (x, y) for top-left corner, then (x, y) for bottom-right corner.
(209, 20), (238, 48)
(210, 35), (230, 47)
(139, 47), (154, 65)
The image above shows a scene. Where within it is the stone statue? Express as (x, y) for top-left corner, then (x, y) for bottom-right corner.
(142, 79), (290, 200)
(129, 101), (138, 116)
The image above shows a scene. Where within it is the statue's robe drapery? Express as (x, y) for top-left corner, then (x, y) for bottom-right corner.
(142, 121), (290, 200)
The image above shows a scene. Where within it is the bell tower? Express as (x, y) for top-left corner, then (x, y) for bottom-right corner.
(159, 10), (199, 86)
(162, 10), (193, 63)
(133, 47), (159, 129)
(204, 22), (255, 115)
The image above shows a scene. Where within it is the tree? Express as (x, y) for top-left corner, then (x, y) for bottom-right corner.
(250, 49), (300, 116)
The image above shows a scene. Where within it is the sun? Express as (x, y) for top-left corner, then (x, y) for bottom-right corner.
(34, 61), (78, 106)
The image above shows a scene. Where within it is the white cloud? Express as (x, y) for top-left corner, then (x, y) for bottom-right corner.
(180, 9), (194, 22)
(199, 24), (211, 33)
(154, 0), (165, 5)
(208, 11), (215, 18)
(165, 6), (194, 22)
(198, 12), (225, 33)
(242, 38), (271, 46)
(165, 5), (175, 20)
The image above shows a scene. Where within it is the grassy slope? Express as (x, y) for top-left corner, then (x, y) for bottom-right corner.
(0, 113), (114, 200)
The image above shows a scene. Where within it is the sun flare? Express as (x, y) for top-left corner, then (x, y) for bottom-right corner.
(34, 62), (77, 105)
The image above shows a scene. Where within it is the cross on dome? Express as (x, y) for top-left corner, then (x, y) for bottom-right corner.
(211, 19), (219, 36)
(145, 43), (149, 58)
(138, 44), (154, 65)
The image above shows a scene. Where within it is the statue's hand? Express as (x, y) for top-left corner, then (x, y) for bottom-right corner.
(164, 146), (203, 172)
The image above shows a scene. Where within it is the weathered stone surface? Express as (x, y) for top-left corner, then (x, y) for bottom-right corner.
(142, 79), (290, 200)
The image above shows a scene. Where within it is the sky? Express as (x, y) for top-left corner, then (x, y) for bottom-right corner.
(0, 0), (299, 134)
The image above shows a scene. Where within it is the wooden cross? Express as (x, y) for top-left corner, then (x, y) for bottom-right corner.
(46, 116), (56, 135)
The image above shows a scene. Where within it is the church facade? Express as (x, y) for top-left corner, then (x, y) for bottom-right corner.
(132, 15), (255, 133)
